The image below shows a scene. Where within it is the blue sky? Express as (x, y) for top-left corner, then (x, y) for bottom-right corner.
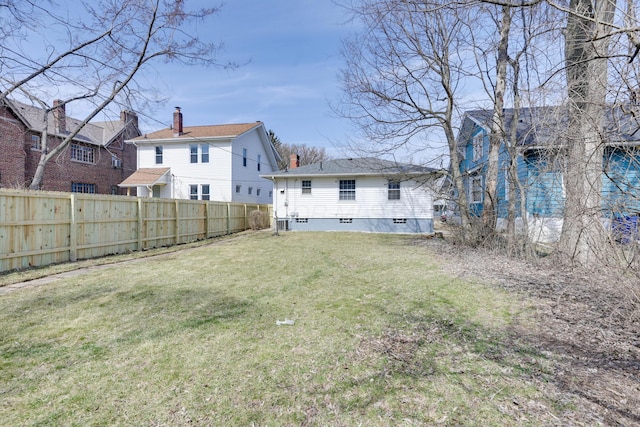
(145, 1), (358, 158)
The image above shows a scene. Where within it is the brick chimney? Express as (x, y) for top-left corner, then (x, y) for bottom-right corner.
(120, 110), (139, 128)
(173, 106), (183, 137)
(53, 99), (66, 134)
(290, 154), (300, 169)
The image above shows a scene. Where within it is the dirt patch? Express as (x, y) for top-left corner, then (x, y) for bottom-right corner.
(413, 237), (640, 426)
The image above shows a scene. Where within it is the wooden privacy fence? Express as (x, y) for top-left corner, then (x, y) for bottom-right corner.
(0, 189), (271, 273)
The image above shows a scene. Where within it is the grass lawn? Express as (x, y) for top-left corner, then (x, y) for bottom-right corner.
(0, 232), (554, 426)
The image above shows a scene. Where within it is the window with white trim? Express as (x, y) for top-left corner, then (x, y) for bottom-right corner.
(236, 184), (241, 193)
(189, 184), (198, 200)
(257, 154), (261, 171)
(201, 144), (209, 163)
(339, 179), (356, 200)
(201, 184), (210, 200)
(242, 148), (247, 167)
(71, 182), (95, 193)
(155, 146), (163, 164)
(111, 155), (122, 168)
(388, 180), (400, 200)
(472, 133), (483, 162)
(190, 145), (198, 163)
(302, 180), (311, 194)
(70, 143), (95, 164)
(31, 135), (41, 151)
(471, 175), (483, 203)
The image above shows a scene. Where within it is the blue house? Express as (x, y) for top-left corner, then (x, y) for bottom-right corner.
(457, 106), (640, 242)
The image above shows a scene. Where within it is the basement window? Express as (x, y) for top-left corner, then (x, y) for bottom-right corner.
(392, 218), (407, 224)
(339, 218), (353, 224)
(296, 218), (308, 223)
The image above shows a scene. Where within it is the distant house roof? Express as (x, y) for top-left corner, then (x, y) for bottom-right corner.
(131, 122), (264, 142)
(119, 167), (171, 187)
(463, 105), (640, 149)
(263, 158), (437, 179)
(2, 98), (137, 146)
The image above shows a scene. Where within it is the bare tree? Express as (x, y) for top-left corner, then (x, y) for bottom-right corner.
(337, 0), (483, 233)
(0, 0), (231, 190)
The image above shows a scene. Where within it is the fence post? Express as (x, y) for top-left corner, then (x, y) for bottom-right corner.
(175, 199), (180, 244)
(206, 202), (211, 238)
(137, 198), (143, 251)
(69, 194), (77, 262)
(227, 203), (231, 235)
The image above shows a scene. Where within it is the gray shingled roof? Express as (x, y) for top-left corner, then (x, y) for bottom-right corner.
(464, 105), (640, 148)
(5, 99), (128, 146)
(264, 158), (437, 178)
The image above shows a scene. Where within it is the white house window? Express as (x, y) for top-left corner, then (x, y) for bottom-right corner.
(472, 133), (483, 162)
(248, 186), (253, 195)
(201, 144), (209, 163)
(302, 180), (312, 194)
(236, 184), (241, 193)
(256, 188), (261, 196)
(190, 144), (198, 163)
(71, 182), (95, 193)
(243, 148), (247, 167)
(31, 135), (41, 150)
(189, 184), (198, 200)
(339, 179), (356, 200)
(257, 154), (261, 171)
(388, 180), (400, 200)
(201, 184), (210, 200)
(70, 143), (95, 164)
(471, 175), (483, 203)
(155, 146), (163, 164)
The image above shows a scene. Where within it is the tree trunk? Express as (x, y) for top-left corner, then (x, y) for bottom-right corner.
(559, 0), (615, 265)
(484, 6), (512, 235)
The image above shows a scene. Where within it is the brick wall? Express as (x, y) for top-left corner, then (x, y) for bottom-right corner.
(0, 106), (28, 188)
(1, 104), (138, 194)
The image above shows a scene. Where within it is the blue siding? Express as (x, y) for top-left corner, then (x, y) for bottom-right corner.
(602, 147), (640, 216)
(458, 111), (640, 226)
(524, 152), (565, 217)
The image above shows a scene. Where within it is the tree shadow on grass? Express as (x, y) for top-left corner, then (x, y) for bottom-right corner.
(346, 312), (640, 425)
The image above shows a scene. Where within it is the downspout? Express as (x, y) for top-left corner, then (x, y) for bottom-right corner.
(272, 176), (278, 235)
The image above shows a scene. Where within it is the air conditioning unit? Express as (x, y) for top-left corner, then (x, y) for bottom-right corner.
(111, 157), (122, 168)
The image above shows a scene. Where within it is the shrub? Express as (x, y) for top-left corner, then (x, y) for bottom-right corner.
(249, 210), (270, 230)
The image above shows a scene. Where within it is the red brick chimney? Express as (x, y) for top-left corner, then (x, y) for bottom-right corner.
(290, 154), (300, 169)
(53, 99), (66, 134)
(173, 106), (183, 137)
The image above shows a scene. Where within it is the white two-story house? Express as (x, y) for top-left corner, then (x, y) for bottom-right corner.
(120, 107), (280, 203)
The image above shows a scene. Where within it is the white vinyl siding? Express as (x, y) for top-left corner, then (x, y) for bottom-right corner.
(274, 176), (432, 220)
(134, 126), (275, 202)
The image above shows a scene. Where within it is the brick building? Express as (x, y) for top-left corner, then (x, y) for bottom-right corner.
(0, 98), (139, 194)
